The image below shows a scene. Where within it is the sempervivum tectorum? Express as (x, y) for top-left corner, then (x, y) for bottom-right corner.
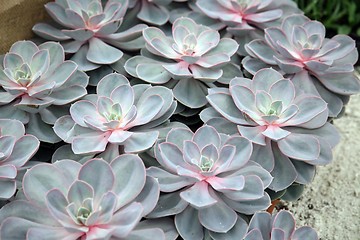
(125, 17), (239, 109)
(201, 68), (340, 191)
(196, 0), (300, 55)
(0, 41), (88, 143)
(54, 73), (177, 154)
(146, 125), (273, 239)
(243, 14), (360, 117)
(0, 156), (178, 240)
(244, 210), (318, 240)
(0, 119), (39, 199)
(33, 0), (147, 71)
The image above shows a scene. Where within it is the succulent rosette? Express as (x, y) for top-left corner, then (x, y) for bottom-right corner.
(146, 125), (273, 239)
(0, 41), (88, 143)
(0, 119), (39, 199)
(33, 0), (147, 71)
(125, 17), (240, 109)
(201, 68), (340, 191)
(54, 73), (177, 154)
(0, 156), (178, 239)
(128, 0), (188, 26)
(244, 210), (318, 240)
(196, 0), (300, 55)
(243, 14), (360, 117)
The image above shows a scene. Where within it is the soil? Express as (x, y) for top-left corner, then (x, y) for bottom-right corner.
(288, 68), (360, 240)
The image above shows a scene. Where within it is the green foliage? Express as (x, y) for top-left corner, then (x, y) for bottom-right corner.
(294, 0), (360, 36)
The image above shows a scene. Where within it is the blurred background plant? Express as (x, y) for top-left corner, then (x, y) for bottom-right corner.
(293, 0), (360, 36)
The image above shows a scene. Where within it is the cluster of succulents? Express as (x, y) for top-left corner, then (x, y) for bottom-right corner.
(0, 0), (359, 239)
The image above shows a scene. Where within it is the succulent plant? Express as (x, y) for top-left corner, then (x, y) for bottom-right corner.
(201, 68), (340, 191)
(196, 0), (300, 55)
(0, 41), (88, 143)
(128, 0), (189, 26)
(54, 73), (177, 154)
(33, 0), (147, 71)
(125, 17), (239, 108)
(244, 210), (318, 240)
(146, 125), (273, 239)
(0, 156), (178, 239)
(243, 14), (360, 117)
(0, 119), (39, 199)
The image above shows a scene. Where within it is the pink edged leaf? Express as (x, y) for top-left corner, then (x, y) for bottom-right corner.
(271, 228), (286, 239)
(206, 175), (245, 192)
(87, 38), (123, 64)
(173, 78), (208, 109)
(136, 62), (172, 84)
(62, 28), (94, 41)
(70, 100), (99, 127)
(222, 136), (253, 171)
(67, 180), (94, 207)
(33, 23), (71, 41)
(195, 29), (220, 55)
(238, 125), (267, 145)
(292, 226), (319, 240)
(244, 229), (263, 240)
(209, 215), (249, 239)
(125, 228), (166, 240)
(196, 53), (230, 68)
(78, 159), (115, 202)
(223, 175), (264, 201)
(110, 154), (146, 209)
(198, 199), (237, 233)
(138, 0), (169, 26)
(0, 165), (17, 179)
(269, 79), (296, 108)
(193, 125), (221, 149)
(269, 145), (297, 191)
(96, 73), (129, 97)
(110, 202), (143, 238)
(122, 131), (159, 153)
(175, 206), (203, 240)
(147, 167), (195, 192)
(262, 125), (291, 141)
(108, 130), (133, 144)
(158, 142), (189, 172)
(0, 180), (16, 199)
(110, 84), (134, 114)
(163, 61), (192, 77)
(213, 145), (236, 174)
(27, 226), (83, 240)
(182, 140), (201, 166)
(132, 95), (163, 126)
(46, 189), (79, 229)
(206, 92), (249, 125)
(245, 9), (282, 23)
(95, 191), (117, 224)
(273, 210), (296, 239)
(189, 65), (223, 81)
(180, 181), (217, 208)
(245, 40), (277, 65)
(5, 135), (40, 167)
(72, 131), (111, 154)
(9, 41), (39, 63)
(277, 133), (320, 161)
(133, 176), (160, 216)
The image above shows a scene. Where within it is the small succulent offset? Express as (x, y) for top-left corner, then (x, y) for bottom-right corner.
(0, 119), (39, 199)
(33, 0), (147, 71)
(243, 14), (360, 117)
(125, 17), (239, 109)
(0, 41), (88, 143)
(244, 210), (318, 240)
(147, 125), (273, 239)
(202, 68), (340, 191)
(196, 0), (300, 55)
(0, 156), (178, 240)
(129, 0), (188, 26)
(54, 73), (177, 154)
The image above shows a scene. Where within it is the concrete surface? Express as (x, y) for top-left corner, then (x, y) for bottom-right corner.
(288, 69), (360, 240)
